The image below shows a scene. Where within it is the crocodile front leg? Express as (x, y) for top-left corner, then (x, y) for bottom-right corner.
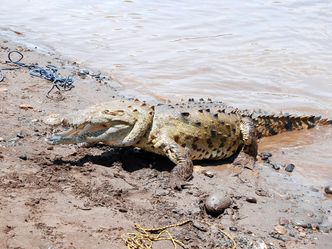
(152, 135), (193, 190)
(233, 117), (258, 169)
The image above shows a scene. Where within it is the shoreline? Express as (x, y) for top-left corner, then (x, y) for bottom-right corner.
(0, 36), (331, 249)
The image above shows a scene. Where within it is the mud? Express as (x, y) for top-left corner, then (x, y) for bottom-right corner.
(0, 38), (331, 249)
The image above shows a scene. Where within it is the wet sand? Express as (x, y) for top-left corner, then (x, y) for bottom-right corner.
(0, 38), (331, 249)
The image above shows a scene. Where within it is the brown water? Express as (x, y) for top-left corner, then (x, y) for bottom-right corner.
(0, 0), (331, 182)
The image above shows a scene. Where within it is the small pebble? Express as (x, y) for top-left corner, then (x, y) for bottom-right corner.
(260, 152), (272, 161)
(205, 193), (232, 216)
(229, 226), (238, 232)
(246, 197), (257, 203)
(324, 186), (332, 195)
(310, 186), (319, 192)
(16, 132), (25, 138)
(203, 170), (215, 178)
(285, 164), (295, 172)
(279, 217), (290, 226)
(274, 225), (288, 235)
(271, 163), (281, 170)
(118, 208), (128, 213)
(19, 154), (27, 160)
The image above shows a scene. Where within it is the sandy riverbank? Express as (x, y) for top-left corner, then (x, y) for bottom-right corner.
(0, 37), (331, 249)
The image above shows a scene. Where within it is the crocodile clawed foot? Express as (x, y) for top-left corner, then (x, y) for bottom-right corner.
(169, 175), (191, 190)
(233, 152), (256, 170)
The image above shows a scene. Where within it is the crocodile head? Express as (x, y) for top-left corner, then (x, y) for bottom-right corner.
(45, 99), (154, 146)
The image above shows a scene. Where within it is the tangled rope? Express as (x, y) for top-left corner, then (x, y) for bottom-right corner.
(122, 219), (237, 249)
(122, 220), (190, 249)
(0, 51), (74, 96)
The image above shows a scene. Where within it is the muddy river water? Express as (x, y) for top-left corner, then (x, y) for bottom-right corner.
(0, 0), (331, 183)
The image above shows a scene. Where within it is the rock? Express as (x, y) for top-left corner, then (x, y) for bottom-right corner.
(251, 239), (268, 249)
(324, 186), (332, 195)
(310, 186), (319, 192)
(259, 152), (272, 161)
(271, 163), (281, 170)
(279, 217), (290, 226)
(192, 221), (208, 232)
(16, 131), (26, 138)
(274, 225), (288, 235)
(19, 104), (33, 110)
(43, 113), (64, 126)
(255, 188), (269, 197)
(246, 197), (257, 203)
(202, 170), (215, 178)
(285, 164), (295, 172)
(299, 231), (306, 237)
(205, 192), (232, 216)
(118, 208), (128, 213)
(19, 154), (27, 160)
(154, 189), (169, 197)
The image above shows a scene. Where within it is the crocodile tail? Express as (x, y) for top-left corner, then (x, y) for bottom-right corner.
(251, 112), (332, 138)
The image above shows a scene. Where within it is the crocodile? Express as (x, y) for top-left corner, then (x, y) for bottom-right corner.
(46, 98), (331, 189)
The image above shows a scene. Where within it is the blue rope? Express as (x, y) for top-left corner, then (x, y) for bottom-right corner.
(1, 51), (74, 96)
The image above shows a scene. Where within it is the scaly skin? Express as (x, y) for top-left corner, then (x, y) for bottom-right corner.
(45, 98), (331, 189)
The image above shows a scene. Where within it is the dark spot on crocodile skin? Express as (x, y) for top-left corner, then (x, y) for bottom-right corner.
(149, 111), (153, 115)
(185, 135), (192, 140)
(193, 136), (199, 142)
(181, 143), (186, 148)
(218, 109), (225, 113)
(181, 112), (190, 117)
(198, 109), (203, 113)
(220, 121), (225, 125)
(232, 128), (236, 133)
(199, 98), (204, 101)
(205, 109), (210, 112)
(173, 135), (180, 143)
(150, 134), (157, 140)
(284, 118), (293, 131)
(211, 129), (217, 138)
(192, 144), (198, 150)
(157, 103), (163, 106)
(207, 139), (213, 148)
(194, 121), (201, 126)
(213, 113), (218, 118)
(158, 143), (167, 149)
(133, 109), (138, 112)
(268, 127), (277, 135)
(127, 105), (132, 108)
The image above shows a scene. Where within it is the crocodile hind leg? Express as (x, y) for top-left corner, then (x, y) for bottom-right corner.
(152, 135), (193, 190)
(233, 117), (258, 170)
